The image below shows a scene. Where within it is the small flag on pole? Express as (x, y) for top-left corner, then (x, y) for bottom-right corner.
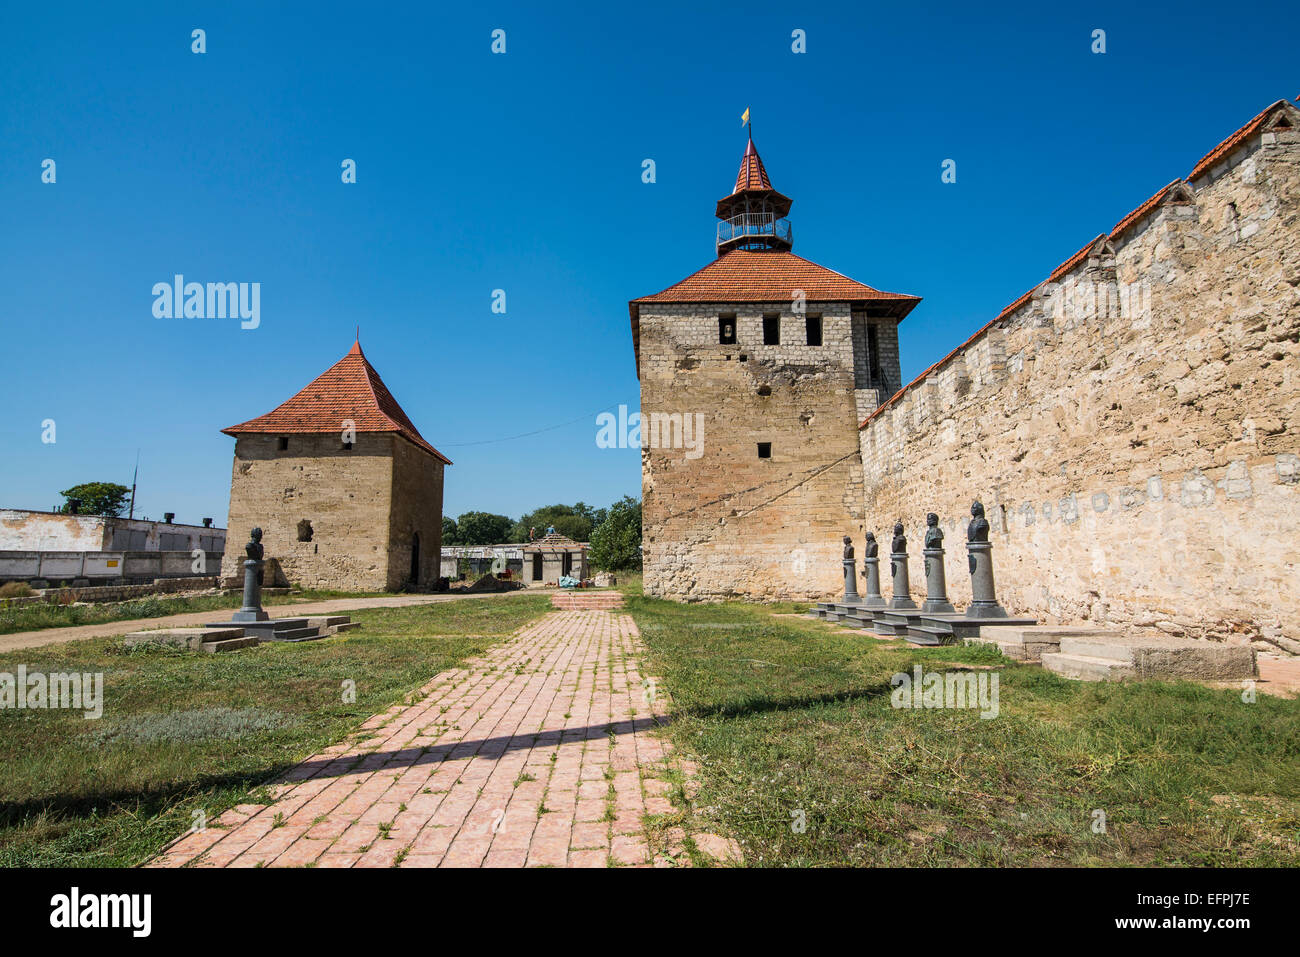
(741, 106), (750, 127)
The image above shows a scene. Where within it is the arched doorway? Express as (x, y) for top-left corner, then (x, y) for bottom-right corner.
(410, 532), (420, 586)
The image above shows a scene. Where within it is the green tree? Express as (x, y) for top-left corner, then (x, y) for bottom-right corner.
(441, 516), (459, 545)
(588, 496), (642, 571)
(510, 504), (596, 542)
(59, 482), (130, 517)
(454, 511), (513, 545)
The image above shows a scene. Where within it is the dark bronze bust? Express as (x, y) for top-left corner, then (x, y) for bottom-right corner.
(924, 512), (944, 550)
(245, 527), (264, 561)
(864, 531), (878, 559)
(842, 535), (854, 561)
(968, 502), (990, 543)
(891, 522), (906, 554)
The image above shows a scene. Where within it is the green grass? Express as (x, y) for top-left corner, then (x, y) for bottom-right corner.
(627, 594), (1300, 866)
(0, 592), (550, 867)
(0, 588), (407, 636)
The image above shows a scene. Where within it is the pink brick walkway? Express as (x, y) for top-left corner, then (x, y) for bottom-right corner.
(149, 609), (682, 868)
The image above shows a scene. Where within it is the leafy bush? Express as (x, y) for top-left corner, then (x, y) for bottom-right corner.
(0, 582), (34, 598)
(588, 496), (642, 571)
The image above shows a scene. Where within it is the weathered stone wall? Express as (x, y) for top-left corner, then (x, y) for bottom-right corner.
(640, 301), (877, 600)
(224, 433), (396, 591)
(387, 436), (445, 590)
(857, 121), (1300, 649)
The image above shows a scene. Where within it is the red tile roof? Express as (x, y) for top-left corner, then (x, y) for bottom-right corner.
(733, 137), (773, 192)
(222, 341), (451, 464)
(629, 250), (920, 376)
(632, 250), (921, 306)
(1109, 179), (1185, 242)
(523, 531), (587, 552)
(1187, 99), (1290, 182)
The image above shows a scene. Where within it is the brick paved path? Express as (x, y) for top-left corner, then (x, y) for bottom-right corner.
(150, 609), (683, 868)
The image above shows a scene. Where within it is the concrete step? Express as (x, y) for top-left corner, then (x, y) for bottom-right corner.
(269, 626), (326, 642)
(333, 621), (362, 633)
(123, 627), (245, 651)
(306, 615), (352, 629)
(550, 592), (625, 610)
(201, 635), (259, 654)
(938, 616), (1040, 642)
(906, 625), (952, 646)
(1058, 634), (1256, 680)
(1058, 635), (1143, 662)
(904, 629), (945, 646)
(1042, 652), (1136, 682)
(965, 626), (1115, 662)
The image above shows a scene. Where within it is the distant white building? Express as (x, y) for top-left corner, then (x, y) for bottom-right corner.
(0, 509), (226, 586)
(0, 509), (225, 553)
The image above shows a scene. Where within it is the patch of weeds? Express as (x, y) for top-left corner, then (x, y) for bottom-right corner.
(88, 707), (287, 747)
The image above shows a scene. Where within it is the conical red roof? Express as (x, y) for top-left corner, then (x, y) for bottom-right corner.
(222, 341), (450, 464)
(716, 135), (792, 218)
(734, 137), (773, 192)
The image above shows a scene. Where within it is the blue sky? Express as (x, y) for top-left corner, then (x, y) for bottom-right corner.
(1, 1), (1294, 525)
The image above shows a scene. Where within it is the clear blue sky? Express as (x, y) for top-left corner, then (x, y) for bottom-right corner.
(1, 1), (1294, 526)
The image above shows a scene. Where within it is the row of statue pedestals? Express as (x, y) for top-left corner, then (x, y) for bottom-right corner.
(842, 501), (1006, 619)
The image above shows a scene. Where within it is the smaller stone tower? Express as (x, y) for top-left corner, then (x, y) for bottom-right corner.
(221, 340), (450, 592)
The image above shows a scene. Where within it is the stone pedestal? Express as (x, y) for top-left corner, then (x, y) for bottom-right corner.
(232, 559), (269, 623)
(965, 541), (1007, 618)
(889, 551), (917, 610)
(922, 547), (955, 614)
(842, 559), (860, 604)
(860, 556), (885, 608)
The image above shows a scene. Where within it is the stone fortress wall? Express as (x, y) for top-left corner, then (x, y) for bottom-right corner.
(857, 102), (1300, 650)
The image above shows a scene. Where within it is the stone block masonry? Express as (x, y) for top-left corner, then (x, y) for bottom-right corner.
(225, 433), (443, 592)
(858, 102), (1300, 650)
(639, 302), (871, 600)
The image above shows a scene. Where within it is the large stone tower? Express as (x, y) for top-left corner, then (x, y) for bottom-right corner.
(222, 340), (450, 592)
(629, 133), (920, 601)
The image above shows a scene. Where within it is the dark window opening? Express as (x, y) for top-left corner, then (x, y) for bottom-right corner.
(867, 323), (882, 384)
(806, 315), (822, 346)
(718, 314), (737, 345)
(277, 436), (289, 451)
(297, 519), (313, 542)
(762, 314), (780, 345)
(739, 354), (748, 362)
(757, 385), (772, 397)
(757, 442), (772, 459)
(410, 532), (420, 584)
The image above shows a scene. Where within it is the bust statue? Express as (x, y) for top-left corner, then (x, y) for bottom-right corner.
(924, 513), (944, 550)
(842, 535), (854, 561)
(245, 527), (264, 562)
(891, 522), (906, 554)
(968, 501), (990, 543)
(863, 532), (878, 559)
